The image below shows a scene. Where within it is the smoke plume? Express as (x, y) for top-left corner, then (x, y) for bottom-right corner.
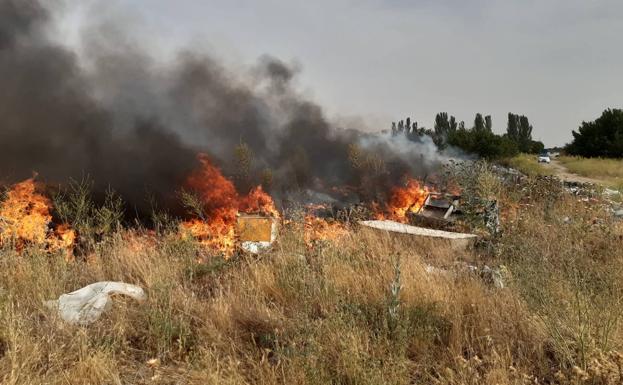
(0, 0), (446, 215)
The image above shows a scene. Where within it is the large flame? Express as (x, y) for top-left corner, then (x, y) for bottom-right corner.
(181, 154), (278, 255)
(0, 178), (75, 255)
(376, 177), (429, 223)
(0, 178), (51, 245)
(240, 185), (279, 218)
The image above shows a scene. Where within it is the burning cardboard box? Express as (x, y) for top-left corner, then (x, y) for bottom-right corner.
(236, 214), (278, 253)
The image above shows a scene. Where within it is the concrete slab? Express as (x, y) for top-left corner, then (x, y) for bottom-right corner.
(358, 220), (477, 251)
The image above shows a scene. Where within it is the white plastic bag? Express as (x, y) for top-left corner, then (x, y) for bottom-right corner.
(44, 281), (146, 325)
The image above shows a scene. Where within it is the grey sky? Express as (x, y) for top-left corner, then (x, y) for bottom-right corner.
(57, 0), (623, 146)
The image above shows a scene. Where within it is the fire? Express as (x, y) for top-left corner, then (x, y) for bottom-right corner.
(0, 178), (51, 245)
(0, 177), (75, 255)
(239, 185), (279, 218)
(181, 218), (236, 254)
(50, 223), (77, 251)
(377, 177), (429, 223)
(180, 154), (278, 255)
(304, 215), (349, 246)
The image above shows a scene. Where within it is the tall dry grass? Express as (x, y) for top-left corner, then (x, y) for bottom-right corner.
(558, 156), (623, 189)
(501, 154), (552, 177)
(1, 166), (623, 384)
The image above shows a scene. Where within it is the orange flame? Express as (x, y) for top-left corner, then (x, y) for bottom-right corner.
(304, 215), (349, 247)
(239, 185), (279, 218)
(0, 178), (51, 245)
(376, 177), (429, 223)
(48, 223), (77, 260)
(0, 178), (75, 255)
(180, 154), (278, 255)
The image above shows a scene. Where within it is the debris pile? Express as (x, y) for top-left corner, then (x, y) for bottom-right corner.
(492, 164), (623, 221)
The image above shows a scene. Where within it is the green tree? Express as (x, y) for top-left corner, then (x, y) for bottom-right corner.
(392, 117), (419, 138)
(434, 112), (459, 148)
(485, 115), (492, 132)
(507, 113), (538, 153)
(234, 142), (254, 192)
(507, 113), (519, 142)
(566, 108), (623, 157)
(434, 112), (449, 147)
(447, 128), (518, 159)
(449, 116), (458, 132)
(530, 140), (545, 154)
(474, 113), (486, 132)
(518, 116), (533, 149)
(435, 112), (450, 135)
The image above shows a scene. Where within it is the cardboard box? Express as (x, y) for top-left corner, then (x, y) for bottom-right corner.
(236, 215), (277, 242)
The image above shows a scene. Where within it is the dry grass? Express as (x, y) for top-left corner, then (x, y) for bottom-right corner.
(501, 154), (552, 177)
(558, 156), (623, 189)
(1, 169), (623, 384)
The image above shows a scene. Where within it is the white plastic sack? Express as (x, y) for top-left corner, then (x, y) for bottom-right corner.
(240, 240), (272, 254)
(44, 281), (146, 325)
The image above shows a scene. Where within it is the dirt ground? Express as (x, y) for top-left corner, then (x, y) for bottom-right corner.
(543, 158), (605, 185)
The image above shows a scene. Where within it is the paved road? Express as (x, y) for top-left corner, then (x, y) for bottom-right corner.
(542, 159), (603, 185)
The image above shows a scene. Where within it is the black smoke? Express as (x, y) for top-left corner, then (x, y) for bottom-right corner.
(0, 0), (198, 212)
(0, 0), (444, 216)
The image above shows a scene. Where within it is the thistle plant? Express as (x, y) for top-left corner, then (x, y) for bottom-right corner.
(388, 255), (402, 333)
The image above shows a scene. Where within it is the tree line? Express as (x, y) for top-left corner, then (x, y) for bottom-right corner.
(565, 108), (623, 158)
(391, 112), (544, 159)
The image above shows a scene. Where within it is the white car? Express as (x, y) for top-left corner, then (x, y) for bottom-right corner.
(538, 153), (551, 163)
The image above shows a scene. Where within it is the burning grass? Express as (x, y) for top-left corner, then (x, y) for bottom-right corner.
(0, 178), (75, 256)
(1, 164), (623, 384)
(180, 154), (279, 255)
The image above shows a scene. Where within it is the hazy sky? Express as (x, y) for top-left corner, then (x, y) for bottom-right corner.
(57, 0), (623, 146)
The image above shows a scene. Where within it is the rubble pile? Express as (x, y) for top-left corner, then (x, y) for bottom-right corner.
(493, 164), (623, 220)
